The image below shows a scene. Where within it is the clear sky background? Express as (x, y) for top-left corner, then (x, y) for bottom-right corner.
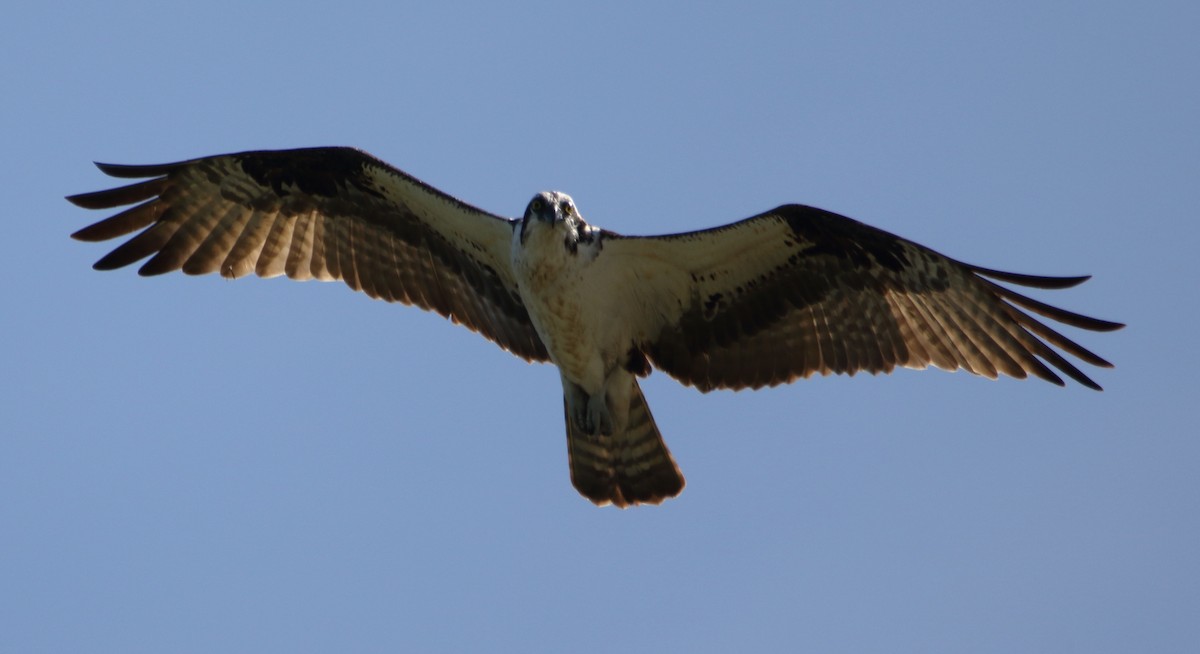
(2, 2), (1196, 652)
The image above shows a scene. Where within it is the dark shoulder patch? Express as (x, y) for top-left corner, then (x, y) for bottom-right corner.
(578, 224), (601, 248)
(776, 204), (911, 273)
(624, 347), (652, 377)
(235, 147), (384, 200)
(702, 292), (725, 320)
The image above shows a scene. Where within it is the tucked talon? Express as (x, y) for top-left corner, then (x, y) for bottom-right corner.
(587, 395), (613, 436)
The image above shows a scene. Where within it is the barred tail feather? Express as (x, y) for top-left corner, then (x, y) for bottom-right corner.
(564, 381), (685, 507)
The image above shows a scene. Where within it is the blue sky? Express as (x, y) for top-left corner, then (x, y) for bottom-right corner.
(2, 2), (1196, 652)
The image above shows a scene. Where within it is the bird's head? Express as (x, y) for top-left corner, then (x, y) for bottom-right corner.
(520, 191), (589, 246)
(523, 191), (578, 226)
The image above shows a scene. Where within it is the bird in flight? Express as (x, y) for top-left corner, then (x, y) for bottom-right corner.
(68, 147), (1123, 507)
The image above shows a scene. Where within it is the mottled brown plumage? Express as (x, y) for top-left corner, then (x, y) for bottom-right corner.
(69, 147), (1123, 507)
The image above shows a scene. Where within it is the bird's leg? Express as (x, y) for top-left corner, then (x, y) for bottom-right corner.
(564, 378), (613, 436)
(586, 393), (614, 436)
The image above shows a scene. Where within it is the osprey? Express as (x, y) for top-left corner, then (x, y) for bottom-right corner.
(68, 147), (1123, 507)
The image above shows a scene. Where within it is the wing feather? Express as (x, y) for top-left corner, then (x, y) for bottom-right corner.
(901, 293), (959, 371)
(223, 209), (274, 279)
(94, 220), (182, 271)
(183, 205), (251, 276)
(71, 197), (166, 241)
(68, 177), (170, 211)
(69, 147), (548, 362)
(140, 194), (227, 276)
(605, 203), (1121, 391)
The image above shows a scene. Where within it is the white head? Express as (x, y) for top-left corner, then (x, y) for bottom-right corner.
(523, 191), (578, 226)
(518, 191), (601, 254)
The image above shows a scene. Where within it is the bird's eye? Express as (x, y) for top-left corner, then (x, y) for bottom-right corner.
(559, 201), (572, 216)
(531, 198), (544, 212)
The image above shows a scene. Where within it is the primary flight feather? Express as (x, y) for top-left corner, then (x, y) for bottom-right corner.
(68, 147), (1123, 507)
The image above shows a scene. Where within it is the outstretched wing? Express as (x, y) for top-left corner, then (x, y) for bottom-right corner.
(608, 204), (1122, 391)
(68, 147), (549, 362)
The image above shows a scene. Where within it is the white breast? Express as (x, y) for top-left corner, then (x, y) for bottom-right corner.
(510, 224), (621, 392)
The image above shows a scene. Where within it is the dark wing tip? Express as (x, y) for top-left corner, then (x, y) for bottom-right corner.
(66, 189), (120, 209)
(93, 160), (184, 179)
(91, 255), (128, 272)
(68, 176), (172, 215)
(1075, 367), (1105, 390)
(70, 225), (100, 241)
(968, 264), (1093, 289)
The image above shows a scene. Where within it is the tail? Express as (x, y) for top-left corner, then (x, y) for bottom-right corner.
(564, 380), (685, 507)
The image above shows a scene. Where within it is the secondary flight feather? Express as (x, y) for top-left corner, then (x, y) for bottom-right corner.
(68, 147), (1123, 507)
